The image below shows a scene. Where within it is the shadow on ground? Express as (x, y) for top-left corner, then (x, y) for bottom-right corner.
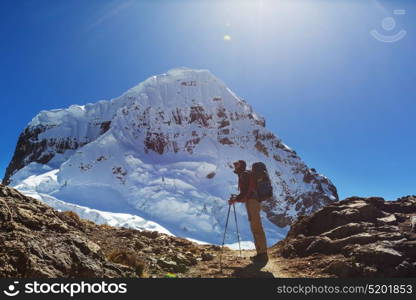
(226, 259), (274, 278)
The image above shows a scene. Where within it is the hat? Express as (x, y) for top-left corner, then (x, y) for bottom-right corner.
(233, 160), (246, 170)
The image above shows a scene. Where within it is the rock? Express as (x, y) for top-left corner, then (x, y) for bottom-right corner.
(305, 237), (332, 255)
(171, 253), (190, 265)
(356, 203), (384, 221)
(148, 257), (157, 265)
(209, 245), (221, 251)
(142, 247), (153, 254)
(376, 214), (398, 226)
(0, 199), (12, 224)
(280, 243), (296, 258)
(394, 260), (413, 277)
(140, 231), (159, 239)
(331, 233), (377, 252)
(373, 232), (403, 241)
(394, 240), (416, 259)
(153, 248), (163, 254)
(201, 252), (214, 261)
(323, 260), (360, 277)
(134, 240), (145, 250)
(287, 236), (320, 257)
(362, 266), (378, 277)
(347, 243), (404, 267)
(274, 195), (416, 277)
(0, 184), (137, 278)
(106, 250), (147, 277)
(174, 239), (193, 247)
(376, 225), (401, 233)
(157, 258), (188, 273)
(321, 223), (367, 239)
(73, 237), (103, 257)
(366, 197), (386, 207)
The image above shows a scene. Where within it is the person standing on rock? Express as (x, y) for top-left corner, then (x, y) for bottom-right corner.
(229, 160), (268, 262)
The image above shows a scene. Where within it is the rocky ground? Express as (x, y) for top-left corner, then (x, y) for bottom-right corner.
(1, 184), (416, 278)
(0, 184), (223, 278)
(0, 185), (138, 277)
(272, 196), (416, 277)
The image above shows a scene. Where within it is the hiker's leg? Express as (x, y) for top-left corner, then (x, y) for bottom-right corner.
(246, 200), (258, 252)
(245, 200), (260, 254)
(246, 198), (267, 254)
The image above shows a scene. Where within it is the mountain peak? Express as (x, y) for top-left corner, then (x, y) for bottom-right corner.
(122, 67), (235, 108)
(166, 67), (213, 76)
(4, 68), (338, 246)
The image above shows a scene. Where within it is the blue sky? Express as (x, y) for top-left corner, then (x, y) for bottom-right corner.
(0, 0), (415, 200)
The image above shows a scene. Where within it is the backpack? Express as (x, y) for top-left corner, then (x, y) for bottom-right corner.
(251, 162), (273, 201)
(238, 170), (257, 201)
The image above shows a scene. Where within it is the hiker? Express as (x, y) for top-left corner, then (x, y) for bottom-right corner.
(229, 160), (268, 262)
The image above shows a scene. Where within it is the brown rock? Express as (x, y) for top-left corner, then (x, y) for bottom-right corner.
(323, 260), (360, 277)
(274, 195), (416, 277)
(0, 184), (137, 278)
(201, 252), (214, 261)
(346, 243), (404, 267)
(321, 223), (367, 239)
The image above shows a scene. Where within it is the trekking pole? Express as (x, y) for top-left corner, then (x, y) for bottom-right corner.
(219, 203), (231, 272)
(233, 203), (242, 258)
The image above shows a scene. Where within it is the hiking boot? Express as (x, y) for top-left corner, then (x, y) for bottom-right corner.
(250, 253), (268, 262)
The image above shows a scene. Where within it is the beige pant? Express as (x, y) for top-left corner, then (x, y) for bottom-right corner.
(245, 198), (267, 255)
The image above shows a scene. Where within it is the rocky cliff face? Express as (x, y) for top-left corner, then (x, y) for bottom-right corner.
(3, 68), (338, 244)
(3, 99), (124, 186)
(273, 195), (416, 277)
(0, 184), (137, 277)
(0, 184), (223, 278)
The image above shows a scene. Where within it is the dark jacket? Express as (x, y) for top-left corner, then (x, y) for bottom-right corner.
(235, 171), (256, 202)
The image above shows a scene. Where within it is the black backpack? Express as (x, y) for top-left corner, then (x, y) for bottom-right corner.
(251, 162), (273, 201)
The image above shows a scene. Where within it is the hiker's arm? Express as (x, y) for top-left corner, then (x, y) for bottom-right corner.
(234, 174), (249, 202)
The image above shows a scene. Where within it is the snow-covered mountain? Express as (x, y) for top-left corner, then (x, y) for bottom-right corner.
(3, 68), (338, 246)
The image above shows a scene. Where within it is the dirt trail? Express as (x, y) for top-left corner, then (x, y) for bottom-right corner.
(186, 248), (296, 278)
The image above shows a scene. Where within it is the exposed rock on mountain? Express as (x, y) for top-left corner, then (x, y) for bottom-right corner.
(0, 184), (136, 277)
(3, 184), (416, 278)
(0, 184), (221, 278)
(273, 195), (416, 277)
(3, 68), (338, 244)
